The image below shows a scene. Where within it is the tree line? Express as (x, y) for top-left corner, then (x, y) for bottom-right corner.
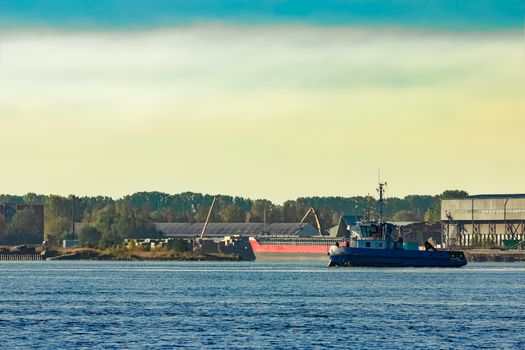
(0, 190), (468, 246)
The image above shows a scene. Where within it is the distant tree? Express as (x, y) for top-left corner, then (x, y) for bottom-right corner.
(122, 191), (171, 211)
(282, 201), (304, 222)
(176, 210), (196, 223)
(219, 204), (246, 223)
(44, 195), (73, 244)
(23, 193), (45, 205)
(392, 210), (423, 222)
(424, 190), (469, 222)
(0, 214), (7, 244)
(172, 238), (189, 253)
(132, 206), (158, 238)
(79, 225), (102, 247)
(403, 195), (434, 217)
(232, 196), (253, 212)
(0, 195), (24, 205)
(317, 206), (335, 233)
(113, 204), (158, 240)
(0, 190), (474, 240)
(248, 200), (273, 222)
(6, 208), (42, 244)
(424, 208), (438, 222)
(441, 190), (469, 199)
(82, 204), (119, 244)
(152, 207), (177, 222)
(194, 197), (221, 223)
(80, 195), (115, 214)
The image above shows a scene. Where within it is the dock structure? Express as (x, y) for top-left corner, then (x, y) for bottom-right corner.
(442, 194), (525, 248)
(0, 254), (43, 261)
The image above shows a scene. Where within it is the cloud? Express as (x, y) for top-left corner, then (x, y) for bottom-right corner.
(0, 25), (523, 201)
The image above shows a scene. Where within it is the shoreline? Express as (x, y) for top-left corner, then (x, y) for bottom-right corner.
(463, 249), (525, 262)
(1, 246), (243, 262)
(2, 246), (525, 262)
(46, 248), (243, 261)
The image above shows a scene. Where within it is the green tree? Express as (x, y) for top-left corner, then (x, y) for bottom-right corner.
(79, 225), (102, 247)
(392, 210), (422, 222)
(317, 206), (335, 233)
(113, 204), (158, 241)
(441, 190), (469, 199)
(248, 200), (273, 222)
(44, 195), (73, 244)
(0, 213), (7, 244)
(219, 204), (246, 223)
(194, 198), (221, 222)
(6, 208), (42, 244)
(23, 193), (45, 205)
(152, 207), (177, 222)
(282, 201), (304, 222)
(172, 238), (188, 253)
(425, 190), (469, 222)
(82, 204), (119, 245)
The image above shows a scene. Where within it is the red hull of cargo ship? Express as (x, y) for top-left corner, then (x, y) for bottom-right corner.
(248, 237), (343, 256)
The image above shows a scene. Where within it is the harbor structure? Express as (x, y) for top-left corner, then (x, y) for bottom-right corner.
(157, 222), (318, 239)
(74, 222), (318, 239)
(124, 238), (180, 250)
(62, 239), (81, 248)
(442, 194), (525, 248)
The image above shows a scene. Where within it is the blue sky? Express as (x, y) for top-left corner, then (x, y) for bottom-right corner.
(1, 0), (523, 30)
(0, 1), (524, 201)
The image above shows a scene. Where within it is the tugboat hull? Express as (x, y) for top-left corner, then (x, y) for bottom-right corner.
(329, 248), (467, 268)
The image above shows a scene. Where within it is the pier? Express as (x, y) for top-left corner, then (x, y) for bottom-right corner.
(0, 254), (43, 261)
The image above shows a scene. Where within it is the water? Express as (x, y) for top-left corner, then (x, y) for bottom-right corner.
(0, 261), (524, 349)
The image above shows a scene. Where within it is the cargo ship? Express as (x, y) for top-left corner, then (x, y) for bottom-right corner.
(248, 209), (360, 259)
(248, 235), (346, 259)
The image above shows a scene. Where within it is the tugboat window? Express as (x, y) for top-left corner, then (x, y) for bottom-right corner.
(365, 242), (371, 247)
(361, 225), (380, 238)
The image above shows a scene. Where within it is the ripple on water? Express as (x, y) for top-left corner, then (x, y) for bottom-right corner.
(0, 261), (524, 349)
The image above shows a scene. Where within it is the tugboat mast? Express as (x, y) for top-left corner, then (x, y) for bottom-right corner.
(378, 182), (386, 224)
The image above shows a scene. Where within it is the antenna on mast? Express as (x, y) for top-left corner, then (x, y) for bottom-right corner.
(377, 170), (387, 224)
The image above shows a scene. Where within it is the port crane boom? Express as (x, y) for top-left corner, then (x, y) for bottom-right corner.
(300, 207), (323, 236)
(200, 196), (218, 239)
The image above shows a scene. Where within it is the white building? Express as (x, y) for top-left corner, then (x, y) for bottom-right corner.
(441, 194), (525, 248)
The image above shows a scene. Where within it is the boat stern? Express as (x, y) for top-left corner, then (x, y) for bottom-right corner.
(448, 250), (468, 267)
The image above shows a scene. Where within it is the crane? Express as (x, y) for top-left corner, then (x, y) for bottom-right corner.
(199, 196), (218, 240)
(299, 207), (323, 236)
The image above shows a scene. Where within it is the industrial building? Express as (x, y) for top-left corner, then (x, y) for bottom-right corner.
(328, 215), (362, 237)
(73, 222), (319, 240)
(156, 222), (318, 238)
(441, 194), (525, 248)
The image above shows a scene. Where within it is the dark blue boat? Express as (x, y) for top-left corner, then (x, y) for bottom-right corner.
(328, 183), (467, 268)
(328, 244), (467, 267)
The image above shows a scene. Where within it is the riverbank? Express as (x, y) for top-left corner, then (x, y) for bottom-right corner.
(464, 249), (525, 262)
(3, 246), (525, 262)
(44, 248), (243, 261)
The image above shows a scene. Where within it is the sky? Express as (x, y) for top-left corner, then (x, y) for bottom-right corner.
(0, 1), (524, 203)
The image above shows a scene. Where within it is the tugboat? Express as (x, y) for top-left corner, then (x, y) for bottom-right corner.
(327, 183), (467, 268)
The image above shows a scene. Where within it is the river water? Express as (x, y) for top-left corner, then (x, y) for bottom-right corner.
(0, 261), (524, 349)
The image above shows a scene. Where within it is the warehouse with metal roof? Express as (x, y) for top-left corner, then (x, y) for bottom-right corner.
(156, 222), (319, 238)
(441, 194), (525, 248)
